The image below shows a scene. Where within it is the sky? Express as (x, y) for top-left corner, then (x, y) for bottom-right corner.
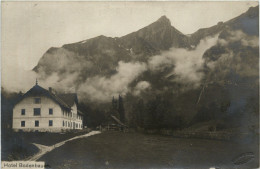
(1, 1), (258, 86)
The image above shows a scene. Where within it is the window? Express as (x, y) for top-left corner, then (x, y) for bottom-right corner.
(49, 120), (53, 127)
(63, 121), (65, 127)
(49, 108), (53, 115)
(34, 98), (41, 104)
(35, 120), (39, 127)
(21, 121), (25, 127)
(21, 109), (25, 115)
(34, 108), (41, 116)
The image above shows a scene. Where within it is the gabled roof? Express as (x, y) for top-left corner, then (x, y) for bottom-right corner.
(111, 115), (128, 127)
(57, 93), (78, 107)
(16, 84), (77, 111)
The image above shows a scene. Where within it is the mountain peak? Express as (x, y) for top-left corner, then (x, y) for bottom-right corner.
(245, 5), (259, 18)
(156, 15), (171, 25)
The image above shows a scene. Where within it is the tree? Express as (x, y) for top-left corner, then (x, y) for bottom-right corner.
(111, 96), (120, 118)
(134, 99), (145, 128)
(118, 95), (125, 123)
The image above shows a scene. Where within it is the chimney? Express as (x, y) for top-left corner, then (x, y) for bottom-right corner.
(49, 87), (55, 94)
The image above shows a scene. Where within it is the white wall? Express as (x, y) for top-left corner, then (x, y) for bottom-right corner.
(13, 95), (84, 132)
(13, 96), (63, 132)
(71, 103), (83, 129)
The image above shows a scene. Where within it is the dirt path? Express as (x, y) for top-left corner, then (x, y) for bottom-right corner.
(27, 131), (101, 161)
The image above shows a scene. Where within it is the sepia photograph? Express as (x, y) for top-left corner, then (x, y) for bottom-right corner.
(1, 1), (259, 169)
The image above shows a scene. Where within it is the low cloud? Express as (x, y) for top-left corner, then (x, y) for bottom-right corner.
(218, 30), (259, 47)
(206, 51), (234, 70)
(36, 48), (93, 78)
(133, 81), (151, 96)
(39, 72), (79, 93)
(148, 35), (218, 87)
(206, 30), (259, 82)
(3, 35), (224, 102)
(77, 61), (147, 102)
(2, 64), (37, 92)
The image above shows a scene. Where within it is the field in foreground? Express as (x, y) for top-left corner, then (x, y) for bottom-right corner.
(1, 129), (90, 161)
(40, 131), (259, 169)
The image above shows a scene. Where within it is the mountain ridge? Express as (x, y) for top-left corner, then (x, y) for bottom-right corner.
(33, 5), (259, 83)
(34, 5), (259, 71)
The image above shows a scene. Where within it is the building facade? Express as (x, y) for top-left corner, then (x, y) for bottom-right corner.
(12, 83), (84, 132)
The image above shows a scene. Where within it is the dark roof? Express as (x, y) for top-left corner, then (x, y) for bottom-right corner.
(111, 115), (128, 127)
(17, 84), (78, 111)
(57, 93), (78, 107)
(77, 110), (84, 116)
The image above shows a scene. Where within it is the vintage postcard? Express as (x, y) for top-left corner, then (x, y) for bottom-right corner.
(1, 1), (259, 169)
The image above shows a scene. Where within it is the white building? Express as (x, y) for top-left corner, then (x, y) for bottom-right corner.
(12, 82), (84, 132)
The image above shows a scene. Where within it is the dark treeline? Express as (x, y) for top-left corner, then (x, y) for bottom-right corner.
(2, 81), (258, 132)
(123, 82), (258, 132)
(1, 88), (23, 131)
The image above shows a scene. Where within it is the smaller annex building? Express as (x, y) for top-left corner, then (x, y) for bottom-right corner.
(12, 82), (84, 132)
